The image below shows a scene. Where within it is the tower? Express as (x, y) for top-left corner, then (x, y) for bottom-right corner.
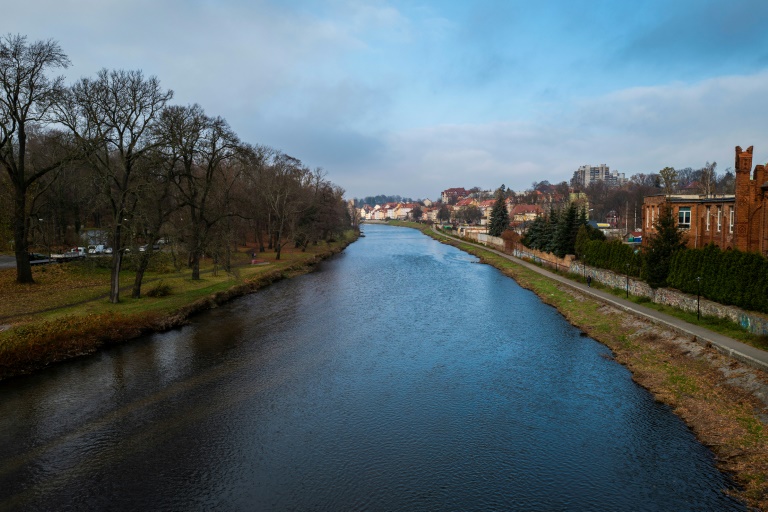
(733, 146), (753, 251)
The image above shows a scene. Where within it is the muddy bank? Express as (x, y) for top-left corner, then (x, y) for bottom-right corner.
(0, 241), (354, 382)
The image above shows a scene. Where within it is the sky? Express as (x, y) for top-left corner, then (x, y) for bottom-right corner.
(7, 0), (768, 200)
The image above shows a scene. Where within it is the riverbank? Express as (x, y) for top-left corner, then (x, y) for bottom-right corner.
(0, 234), (357, 381)
(389, 221), (768, 510)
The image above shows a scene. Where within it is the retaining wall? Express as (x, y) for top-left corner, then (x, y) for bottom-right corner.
(466, 236), (768, 336)
(570, 262), (768, 336)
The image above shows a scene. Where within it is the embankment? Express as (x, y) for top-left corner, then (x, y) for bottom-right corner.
(0, 239), (355, 381)
(411, 223), (768, 509)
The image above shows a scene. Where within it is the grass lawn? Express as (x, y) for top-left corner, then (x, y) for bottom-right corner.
(0, 235), (356, 379)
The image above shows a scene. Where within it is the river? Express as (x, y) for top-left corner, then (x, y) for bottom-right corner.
(0, 224), (745, 510)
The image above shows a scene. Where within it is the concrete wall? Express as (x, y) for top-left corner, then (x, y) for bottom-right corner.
(476, 234), (504, 250)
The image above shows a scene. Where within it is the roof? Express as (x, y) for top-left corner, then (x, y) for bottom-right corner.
(646, 193), (735, 202)
(511, 204), (544, 214)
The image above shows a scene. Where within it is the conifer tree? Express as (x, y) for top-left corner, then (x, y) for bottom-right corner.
(488, 185), (510, 236)
(641, 203), (686, 288)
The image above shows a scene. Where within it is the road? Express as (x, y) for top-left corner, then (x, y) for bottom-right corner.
(0, 255), (15, 270)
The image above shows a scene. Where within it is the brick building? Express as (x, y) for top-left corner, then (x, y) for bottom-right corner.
(641, 145), (768, 256)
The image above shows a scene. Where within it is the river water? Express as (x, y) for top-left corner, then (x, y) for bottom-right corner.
(0, 224), (745, 510)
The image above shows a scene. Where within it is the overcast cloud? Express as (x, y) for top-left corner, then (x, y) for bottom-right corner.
(7, 0), (768, 199)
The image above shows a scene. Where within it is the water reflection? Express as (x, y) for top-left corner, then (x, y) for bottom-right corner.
(0, 224), (746, 510)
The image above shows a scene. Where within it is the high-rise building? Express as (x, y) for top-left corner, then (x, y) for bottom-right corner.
(571, 164), (627, 188)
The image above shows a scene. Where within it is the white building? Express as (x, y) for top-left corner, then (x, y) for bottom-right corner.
(571, 164), (627, 188)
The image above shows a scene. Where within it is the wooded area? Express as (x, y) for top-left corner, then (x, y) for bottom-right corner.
(0, 35), (351, 301)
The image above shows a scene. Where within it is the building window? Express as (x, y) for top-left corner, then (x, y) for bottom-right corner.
(678, 207), (691, 228)
(705, 206), (710, 231)
(717, 206), (722, 232)
(729, 208), (734, 233)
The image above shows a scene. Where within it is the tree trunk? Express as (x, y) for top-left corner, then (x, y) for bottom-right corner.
(13, 189), (34, 284)
(191, 252), (201, 280)
(131, 252), (152, 298)
(110, 251), (123, 303)
(255, 224), (265, 252)
(109, 223), (125, 303)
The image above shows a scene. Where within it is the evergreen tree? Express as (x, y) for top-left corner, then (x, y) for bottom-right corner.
(574, 224), (605, 260)
(488, 185), (510, 236)
(554, 203), (581, 257)
(523, 216), (546, 249)
(543, 207), (559, 253)
(641, 203), (686, 288)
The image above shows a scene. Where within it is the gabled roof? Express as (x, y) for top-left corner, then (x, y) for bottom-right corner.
(511, 204), (544, 214)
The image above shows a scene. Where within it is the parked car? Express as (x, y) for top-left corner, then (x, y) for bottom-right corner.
(104, 247), (113, 254)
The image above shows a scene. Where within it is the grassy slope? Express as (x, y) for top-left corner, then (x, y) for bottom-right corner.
(0, 235), (356, 380)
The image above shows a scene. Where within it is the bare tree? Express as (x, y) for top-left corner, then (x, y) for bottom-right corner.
(165, 105), (241, 279)
(55, 68), (172, 302)
(718, 168), (736, 194)
(0, 34), (70, 283)
(697, 161), (717, 197)
(262, 152), (312, 260)
(658, 166), (678, 197)
(128, 148), (178, 298)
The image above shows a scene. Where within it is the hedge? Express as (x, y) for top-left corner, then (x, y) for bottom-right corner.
(668, 244), (768, 313)
(581, 239), (642, 277)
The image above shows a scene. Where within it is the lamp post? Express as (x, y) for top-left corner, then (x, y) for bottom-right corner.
(695, 276), (702, 320)
(625, 263), (630, 298)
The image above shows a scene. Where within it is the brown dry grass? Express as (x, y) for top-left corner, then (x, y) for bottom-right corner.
(0, 237), (355, 380)
(0, 263), (111, 319)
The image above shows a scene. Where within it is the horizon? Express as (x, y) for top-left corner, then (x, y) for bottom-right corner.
(7, 0), (768, 199)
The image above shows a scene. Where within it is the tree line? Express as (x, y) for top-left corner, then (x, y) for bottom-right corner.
(0, 34), (351, 301)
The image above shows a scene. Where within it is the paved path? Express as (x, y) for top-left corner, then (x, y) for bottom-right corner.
(0, 255), (15, 270)
(434, 227), (768, 373)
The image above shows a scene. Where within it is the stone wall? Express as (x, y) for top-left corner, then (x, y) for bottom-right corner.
(570, 262), (768, 336)
(465, 231), (768, 335)
(513, 246), (574, 273)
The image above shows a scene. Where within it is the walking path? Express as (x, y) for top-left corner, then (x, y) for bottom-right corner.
(434, 227), (768, 373)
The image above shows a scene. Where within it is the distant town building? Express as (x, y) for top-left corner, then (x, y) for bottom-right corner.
(441, 188), (468, 203)
(642, 145), (768, 256)
(571, 164), (627, 188)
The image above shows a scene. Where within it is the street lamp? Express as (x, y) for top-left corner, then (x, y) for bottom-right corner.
(625, 263), (630, 298)
(695, 276), (702, 320)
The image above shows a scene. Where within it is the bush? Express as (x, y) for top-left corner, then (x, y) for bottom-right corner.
(145, 281), (172, 297)
(581, 239), (642, 277)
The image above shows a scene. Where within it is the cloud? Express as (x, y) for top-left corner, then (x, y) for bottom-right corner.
(343, 70), (768, 198)
(6, 1), (768, 201)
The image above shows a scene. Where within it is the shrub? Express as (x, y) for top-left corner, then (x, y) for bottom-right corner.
(668, 244), (768, 313)
(146, 281), (172, 297)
